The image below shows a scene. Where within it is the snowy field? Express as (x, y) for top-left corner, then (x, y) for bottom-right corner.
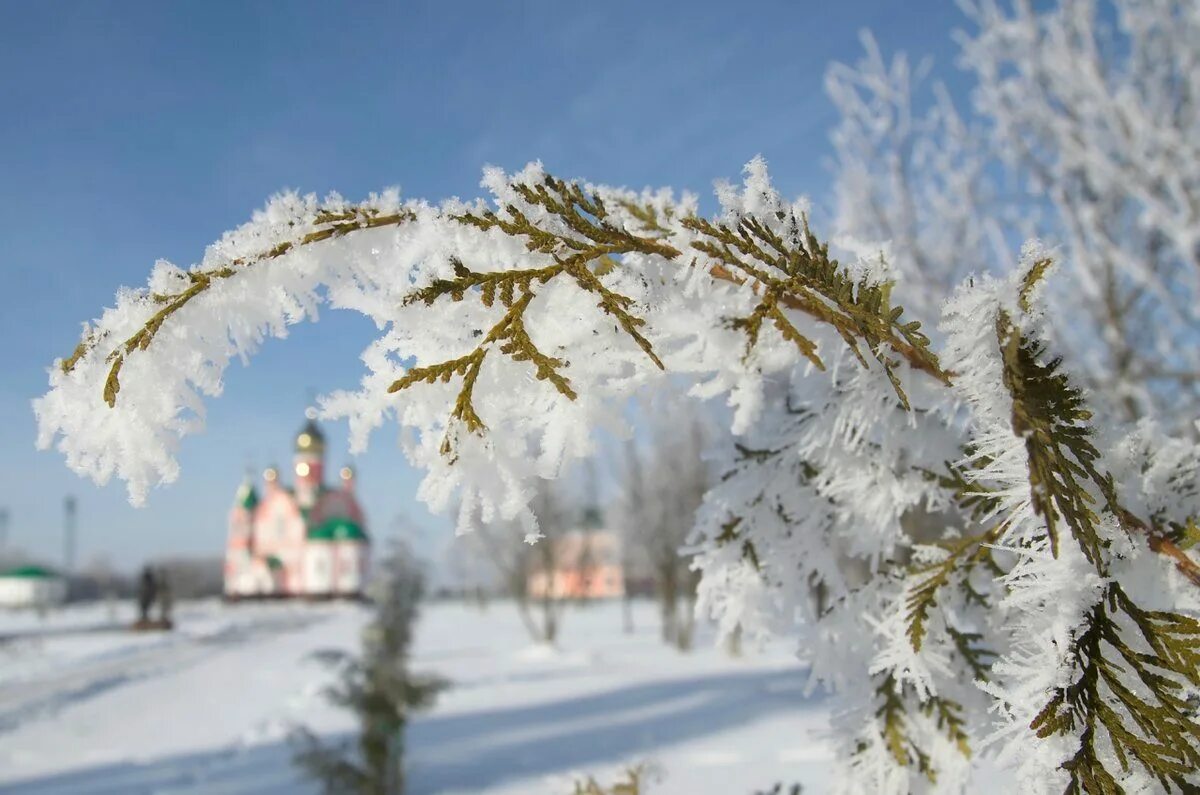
(0, 598), (837, 794)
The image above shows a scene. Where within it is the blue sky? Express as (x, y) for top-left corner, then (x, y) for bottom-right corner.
(0, 1), (968, 570)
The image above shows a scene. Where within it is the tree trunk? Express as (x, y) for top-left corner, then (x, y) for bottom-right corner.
(675, 568), (700, 652)
(659, 560), (678, 646)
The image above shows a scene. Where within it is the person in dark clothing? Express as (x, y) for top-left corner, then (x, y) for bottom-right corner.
(137, 565), (157, 624)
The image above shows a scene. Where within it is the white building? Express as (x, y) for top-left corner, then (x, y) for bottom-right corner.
(0, 565), (67, 608)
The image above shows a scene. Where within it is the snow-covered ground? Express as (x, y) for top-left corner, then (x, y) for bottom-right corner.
(0, 598), (836, 794)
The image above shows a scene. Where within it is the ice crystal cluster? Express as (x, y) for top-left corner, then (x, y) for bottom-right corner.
(36, 155), (1200, 792)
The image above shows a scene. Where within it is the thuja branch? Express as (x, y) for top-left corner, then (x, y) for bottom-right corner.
(1031, 583), (1200, 792)
(994, 269), (1200, 785)
(867, 673), (970, 782)
(994, 307), (1200, 587)
(388, 288), (577, 454)
(383, 178), (683, 446)
(56, 169), (1198, 593)
(996, 309), (1109, 564)
(452, 176), (677, 370)
(904, 525), (1003, 654)
(713, 516), (762, 572)
(1115, 507), (1200, 589)
(684, 212), (949, 407)
(404, 258), (562, 309)
(1147, 536), (1200, 589)
(63, 206), (415, 407)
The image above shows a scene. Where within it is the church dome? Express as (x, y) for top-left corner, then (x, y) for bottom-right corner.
(295, 419), (325, 454)
(235, 478), (259, 510)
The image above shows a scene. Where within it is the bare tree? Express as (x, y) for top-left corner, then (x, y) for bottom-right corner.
(828, 0), (1200, 429)
(613, 396), (714, 651)
(826, 31), (1014, 318)
(469, 479), (576, 644)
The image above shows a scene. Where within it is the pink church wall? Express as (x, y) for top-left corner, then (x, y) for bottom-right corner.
(223, 424), (370, 599)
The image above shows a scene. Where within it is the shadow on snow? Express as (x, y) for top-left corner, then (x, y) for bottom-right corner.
(0, 667), (818, 794)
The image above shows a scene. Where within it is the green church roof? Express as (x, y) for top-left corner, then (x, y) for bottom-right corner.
(236, 481), (259, 510)
(265, 555), (283, 570)
(0, 564), (60, 579)
(307, 517), (368, 542)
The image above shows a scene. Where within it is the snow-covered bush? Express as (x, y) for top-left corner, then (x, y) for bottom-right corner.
(36, 1), (1200, 777)
(38, 155), (1200, 792)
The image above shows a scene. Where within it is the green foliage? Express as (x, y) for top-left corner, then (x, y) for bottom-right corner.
(867, 673), (971, 785)
(992, 264), (1200, 790)
(682, 210), (946, 409)
(923, 693), (972, 761)
(388, 348), (489, 438)
(1178, 518), (1200, 552)
(1030, 584), (1200, 794)
(904, 527), (999, 656)
(902, 458), (1007, 661)
(710, 442), (829, 578)
(403, 257), (561, 309)
(714, 516), (761, 572)
(292, 544), (445, 794)
(617, 199), (674, 235)
(728, 291), (824, 370)
(945, 625), (995, 685)
(996, 309), (1111, 564)
(908, 457), (1008, 679)
(291, 731), (374, 795)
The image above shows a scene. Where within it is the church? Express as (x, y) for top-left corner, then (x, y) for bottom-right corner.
(224, 419), (370, 599)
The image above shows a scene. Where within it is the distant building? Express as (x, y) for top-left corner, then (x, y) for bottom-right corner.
(0, 565), (67, 608)
(224, 420), (370, 599)
(527, 529), (624, 600)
